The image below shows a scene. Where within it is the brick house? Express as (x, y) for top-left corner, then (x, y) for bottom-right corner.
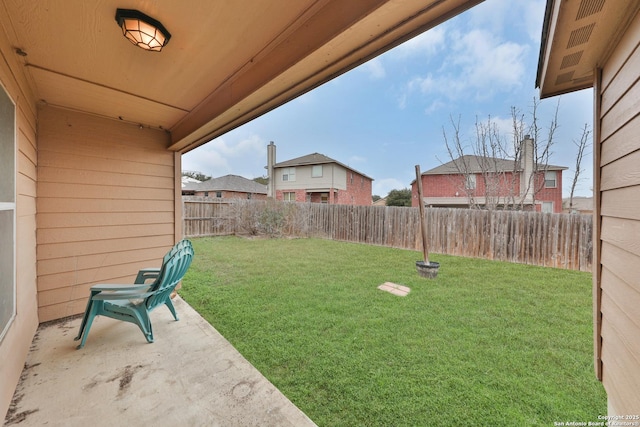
(182, 174), (267, 200)
(412, 137), (567, 213)
(266, 142), (373, 205)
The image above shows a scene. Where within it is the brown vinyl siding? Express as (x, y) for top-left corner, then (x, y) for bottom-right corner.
(0, 41), (40, 418)
(596, 9), (640, 414)
(36, 106), (177, 322)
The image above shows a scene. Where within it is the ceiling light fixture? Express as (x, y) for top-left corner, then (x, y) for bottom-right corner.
(115, 9), (171, 52)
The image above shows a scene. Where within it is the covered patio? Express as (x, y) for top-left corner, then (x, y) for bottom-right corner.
(1, 0), (485, 420)
(6, 296), (315, 426)
(3, 0), (640, 420)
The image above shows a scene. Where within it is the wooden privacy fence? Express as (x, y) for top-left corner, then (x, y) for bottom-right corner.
(183, 198), (593, 271)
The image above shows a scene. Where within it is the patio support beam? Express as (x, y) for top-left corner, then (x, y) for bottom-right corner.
(174, 152), (183, 243)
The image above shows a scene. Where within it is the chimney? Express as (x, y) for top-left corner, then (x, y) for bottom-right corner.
(267, 141), (276, 198)
(520, 135), (534, 203)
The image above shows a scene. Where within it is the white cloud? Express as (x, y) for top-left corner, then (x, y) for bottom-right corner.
(490, 116), (517, 140)
(466, 0), (511, 35)
(424, 99), (448, 115)
(397, 92), (407, 110)
(523, 0), (546, 42)
(393, 26), (446, 58)
(450, 29), (528, 93)
(182, 134), (266, 178)
(401, 28), (528, 105)
(466, 0), (545, 43)
(373, 178), (407, 198)
(362, 57), (386, 80)
(349, 155), (367, 164)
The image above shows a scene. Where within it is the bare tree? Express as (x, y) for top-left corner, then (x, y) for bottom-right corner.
(525, 97), (559, 208)
(442, 115), (511, 209)
(440, 97), (560, 211)
(442, 115), (479, 208)
(568, 123), (591, 212)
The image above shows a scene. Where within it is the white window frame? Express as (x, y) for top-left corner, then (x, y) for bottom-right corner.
(283, 192), (295, 201)
(311, 165), (323, 178)
(465, 174), (476, 190)
(0, 84), (16, 343)
(544, 171), (557, 188)
(542, 201), (554, 213)
(282, 167), (296, 182)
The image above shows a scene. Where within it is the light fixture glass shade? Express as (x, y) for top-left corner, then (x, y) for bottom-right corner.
(115, 9), (171, 52)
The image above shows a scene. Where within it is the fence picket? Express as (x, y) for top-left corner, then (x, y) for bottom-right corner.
(182, 198), (592, 271)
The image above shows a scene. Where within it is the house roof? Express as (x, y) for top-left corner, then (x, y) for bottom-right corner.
(274, 153), (374, 180)
(0, 0), (483, 154)
(536, 0), (640, 98)
(181, 176), (201, 188)
(562, 196), (593, 211)
(184, 175), (266, 194)
(422, 155), (567, 175)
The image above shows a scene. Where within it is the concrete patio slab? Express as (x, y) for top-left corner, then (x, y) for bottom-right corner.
(5, 296), (316, 427)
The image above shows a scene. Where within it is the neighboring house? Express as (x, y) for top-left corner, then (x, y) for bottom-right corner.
(562, 197), (593, 215)
(182, 174), (267, 200)
(266, 142), (373, 205)
(181, 176), (201, 187)
(538, 0), (640, 415)
(373, 197), (387, 206)
(411, 137), (567, 213)
(3, 1), (485, 418)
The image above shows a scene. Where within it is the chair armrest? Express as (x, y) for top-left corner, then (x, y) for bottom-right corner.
(89, 283), (154, 301)
(135, 268), (161, 284)
(90, 283), (151, 292)
(92, 291), (155, 301)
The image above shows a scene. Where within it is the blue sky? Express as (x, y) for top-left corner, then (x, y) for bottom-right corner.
(182, 0), (594, 198)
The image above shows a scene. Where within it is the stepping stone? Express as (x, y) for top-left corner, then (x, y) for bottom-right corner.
(377, 282), (410, 296)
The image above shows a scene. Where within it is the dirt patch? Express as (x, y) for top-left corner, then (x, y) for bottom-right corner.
(4, 405), (39, 425)
(107, 364), (145, 397)
(4, 360), (46, 424)
(39, 313), (83, 328)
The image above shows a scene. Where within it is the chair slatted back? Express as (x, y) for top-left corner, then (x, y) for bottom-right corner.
(146, 240), (194, 311)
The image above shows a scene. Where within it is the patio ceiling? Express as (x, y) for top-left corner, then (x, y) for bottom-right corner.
(0, 0), (482, 154)
(537, 0), (640, 98)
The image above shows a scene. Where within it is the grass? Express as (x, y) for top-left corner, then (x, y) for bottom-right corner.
(180, 236), (606, 426)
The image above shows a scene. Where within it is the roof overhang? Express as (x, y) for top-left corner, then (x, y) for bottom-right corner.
(0, 0), (483, 154)
(536, 0), (640, 98)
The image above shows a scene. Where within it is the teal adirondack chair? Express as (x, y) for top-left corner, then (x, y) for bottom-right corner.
(74, 239), (194, 349)
(132, 238), (193, 319)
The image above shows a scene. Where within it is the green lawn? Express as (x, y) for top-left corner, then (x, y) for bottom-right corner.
(180, 236), (606, 426)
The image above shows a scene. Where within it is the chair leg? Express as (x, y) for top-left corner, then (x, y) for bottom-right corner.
(146, 321), (154, 343)
(132, 308), (154, 343)
(76, 302), (100, 349)
(165, 298), (179, 321)
(74, 299), (94, 342)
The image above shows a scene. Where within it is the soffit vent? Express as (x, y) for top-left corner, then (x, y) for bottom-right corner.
(556, 71), (575, 85)
(576, 0), (605, 20)
(560, 51), (583, 69)
(567, 23), (595, 48)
